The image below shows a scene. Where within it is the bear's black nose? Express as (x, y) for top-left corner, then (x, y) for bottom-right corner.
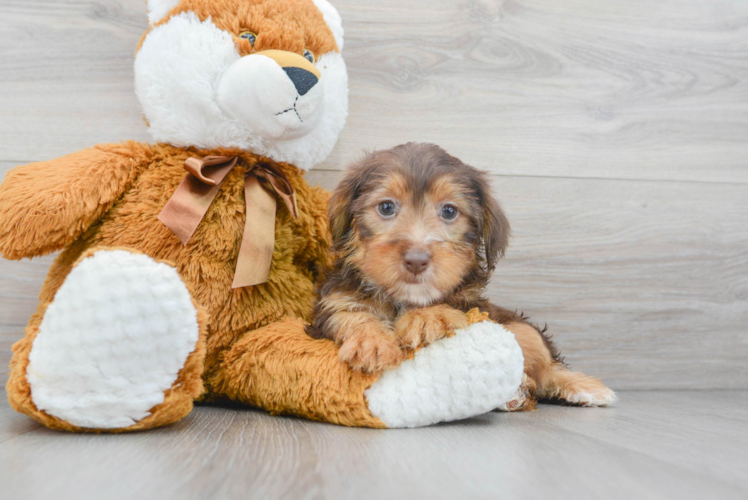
(283, 67), (318, 96)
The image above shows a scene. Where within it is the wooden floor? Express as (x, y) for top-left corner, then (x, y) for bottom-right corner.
(1, 0), (747, 498)
(0, 388), (746, 500)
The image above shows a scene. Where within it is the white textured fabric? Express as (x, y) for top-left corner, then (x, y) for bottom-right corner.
(312, 0), (344, 50)
(216, 52), (326, 140)
(27, 250), (200, 429)
(365, 321), (524, 428)
(134, 11), (348, 171)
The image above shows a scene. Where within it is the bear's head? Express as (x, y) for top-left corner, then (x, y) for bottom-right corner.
(135, 0), (346, 170)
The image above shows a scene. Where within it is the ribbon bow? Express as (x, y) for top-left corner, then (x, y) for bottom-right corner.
(158, 155), (298, 288)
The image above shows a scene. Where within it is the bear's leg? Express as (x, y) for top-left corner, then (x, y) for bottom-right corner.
(213, 313), (524, 428)
(6, 249), (207, 432)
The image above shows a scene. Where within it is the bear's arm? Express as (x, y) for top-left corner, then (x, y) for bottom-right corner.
(0, 141), (152, 260)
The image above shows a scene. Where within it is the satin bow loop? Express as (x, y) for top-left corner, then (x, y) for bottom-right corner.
(158, 155), (298, 289)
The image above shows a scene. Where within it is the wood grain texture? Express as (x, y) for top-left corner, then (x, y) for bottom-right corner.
(331, 0), (748, 185)
(0, 392), (745, 500)
(0, 1), (151, 160)
(1, 0), (747, 183)
(0, 0), (747, 392)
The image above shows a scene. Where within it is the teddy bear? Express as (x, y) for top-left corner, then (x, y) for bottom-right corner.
(0, 0), (524, 432)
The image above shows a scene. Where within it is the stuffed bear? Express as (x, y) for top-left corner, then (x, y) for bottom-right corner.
(0, 0), (524, 431)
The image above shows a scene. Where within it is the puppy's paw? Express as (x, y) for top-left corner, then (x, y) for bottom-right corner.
(561, 382), (617, 407)
(545, 369), (617, 407)
(338, 330), (406, 373)
(496, 373), (538, 412)
(395, 305), (469, 350)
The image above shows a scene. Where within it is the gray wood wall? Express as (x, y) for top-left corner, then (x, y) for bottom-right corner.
(1, 0), (746, 390)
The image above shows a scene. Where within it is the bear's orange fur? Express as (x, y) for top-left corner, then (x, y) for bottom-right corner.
(139, 0), (339, 56)
(0, 142), (388, 430)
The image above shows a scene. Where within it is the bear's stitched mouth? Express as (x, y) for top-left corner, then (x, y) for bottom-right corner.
(275, 95), (303, 123)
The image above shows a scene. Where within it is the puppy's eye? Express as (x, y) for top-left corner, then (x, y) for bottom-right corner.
(239, 31), (257, 46)
(377, 201), (397, 218)
(304, 49), (315, 63)
(441, 204), (459, 221)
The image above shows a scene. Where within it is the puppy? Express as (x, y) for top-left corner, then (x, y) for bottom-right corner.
(307, 143), (616, 408)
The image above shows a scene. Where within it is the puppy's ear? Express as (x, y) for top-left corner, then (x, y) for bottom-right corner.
(328, 183), (355, 247)
(329, 160), (369, 248)
(474, 173), (510, 270)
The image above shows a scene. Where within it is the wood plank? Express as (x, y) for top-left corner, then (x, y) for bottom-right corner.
(536, 390), (748, 489)
(330, 0), (748, 184)
(0, 0), (747, 184)
(490, 175), (748, 390)
(0, 1), (150, 162)
(0, 391), (744, 500)
(1, 169), (745, 390)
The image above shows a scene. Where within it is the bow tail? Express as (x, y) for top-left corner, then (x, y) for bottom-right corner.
(158, 159), (236, 244)
(232, 174), (277, 288)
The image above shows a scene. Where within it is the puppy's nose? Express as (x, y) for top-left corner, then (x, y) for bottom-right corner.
(403, 250), (431, 275)
(283, 67), (318, 96)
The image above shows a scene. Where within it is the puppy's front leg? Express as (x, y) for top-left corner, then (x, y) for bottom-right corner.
(331, 312), (405, 373)
(395, 304), (468, 350)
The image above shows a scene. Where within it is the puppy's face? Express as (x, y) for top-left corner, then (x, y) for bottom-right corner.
(330, 143), (510, 306)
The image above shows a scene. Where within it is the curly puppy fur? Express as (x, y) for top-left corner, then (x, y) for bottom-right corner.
(307, 142), (616, 408)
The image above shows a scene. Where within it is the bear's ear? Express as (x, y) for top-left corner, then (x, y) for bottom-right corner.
(147, 0), (181, 25)
(312, 0), (344, 51)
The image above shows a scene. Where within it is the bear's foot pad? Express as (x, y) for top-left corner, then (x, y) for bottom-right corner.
(27, 249), (200, 429)
(365, 320), (524, 428)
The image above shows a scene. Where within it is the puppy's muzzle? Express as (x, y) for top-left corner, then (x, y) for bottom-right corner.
(403, 249), (431, 275)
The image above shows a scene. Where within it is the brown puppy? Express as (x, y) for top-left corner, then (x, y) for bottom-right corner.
(307, 143), (616, 408)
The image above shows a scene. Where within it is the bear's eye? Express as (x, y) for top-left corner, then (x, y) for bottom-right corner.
(440, 204), (459, 221)
(239, 31), (257, 46)
(303, 49), (315, 64)
(377, 201), (397, 218)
